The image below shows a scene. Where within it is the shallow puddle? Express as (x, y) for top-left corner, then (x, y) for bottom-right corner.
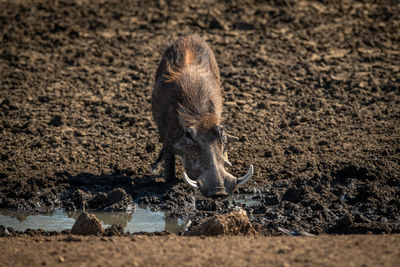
(231, 194), (261, 207)
(0, 194), (261, 234)
(0, 206), (187, 234)
(192, 193), (262, 207)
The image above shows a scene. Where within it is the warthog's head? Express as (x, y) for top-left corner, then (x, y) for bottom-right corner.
(174, 125), (253, 198)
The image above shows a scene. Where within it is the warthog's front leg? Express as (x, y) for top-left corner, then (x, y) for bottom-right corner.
(150, 146), (164, 174)
(164, 145), (176, 182)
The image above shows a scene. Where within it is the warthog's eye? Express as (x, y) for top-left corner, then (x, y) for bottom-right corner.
(178, 137), (194, 149)
(174, 127), (196, 151)
(184, 127), (196, 141)
(185, 131), (193, 140)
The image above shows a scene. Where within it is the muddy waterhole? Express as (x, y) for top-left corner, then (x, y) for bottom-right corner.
(0, 195), (260, 234)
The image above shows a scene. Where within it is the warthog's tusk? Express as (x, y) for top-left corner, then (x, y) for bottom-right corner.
(224, 160), (232, 167)
(236, 164), (254, 185)
(183, 172), (199, 189)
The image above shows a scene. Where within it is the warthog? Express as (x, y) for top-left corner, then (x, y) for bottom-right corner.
(151, 35), (253, 197)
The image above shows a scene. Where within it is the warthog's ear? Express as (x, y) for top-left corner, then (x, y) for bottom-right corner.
(214, 125), (224, 135)
(214, 125), (238, 143)
(174, 127), (196, 151)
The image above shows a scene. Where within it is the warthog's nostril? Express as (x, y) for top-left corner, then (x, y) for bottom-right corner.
(211, 190), (228, 198)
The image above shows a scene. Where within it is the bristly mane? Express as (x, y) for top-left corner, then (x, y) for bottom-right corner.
(162, 36), (222, 130)
(170, 65), (222, 129)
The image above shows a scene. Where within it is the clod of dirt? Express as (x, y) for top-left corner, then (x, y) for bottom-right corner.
(88, 192), (107, 208)
(186, 209), (258, 236)
(71, 212), (103, 236)
(67, 188), (135, 212)
(0, 225), (11, 237)
(103, 188), (135, 212)
(72, 189), (93, 209)
(104, 224), (125, 236)
(48, 115), (63, 127)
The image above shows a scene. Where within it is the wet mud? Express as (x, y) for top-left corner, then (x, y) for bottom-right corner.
(0, 0), (400, 235)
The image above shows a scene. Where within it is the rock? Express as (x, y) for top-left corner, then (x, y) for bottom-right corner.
(257, 101), (267, 109)
(186, 209), (258, 236)
(68, 188), (135, 212)
(0, 225), (10, 237)
(71, 212), (103, 236)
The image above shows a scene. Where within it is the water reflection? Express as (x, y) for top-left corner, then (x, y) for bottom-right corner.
(0, 209), (75, 232)
(193, 192), (262, 207)
(231, 194), (261, 207)
(0, 210), (43, 222)
(165, 216), (185, 234)
(66, 211), (133, 228)
(0, 206), (186, 234)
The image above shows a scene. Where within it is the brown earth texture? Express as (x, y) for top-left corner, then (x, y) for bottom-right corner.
(0, 0), (400, 265)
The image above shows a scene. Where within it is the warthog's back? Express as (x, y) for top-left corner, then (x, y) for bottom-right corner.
(152, 35), (222, 144)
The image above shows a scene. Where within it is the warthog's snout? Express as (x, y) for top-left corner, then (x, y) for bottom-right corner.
(182, 164), (254, 197)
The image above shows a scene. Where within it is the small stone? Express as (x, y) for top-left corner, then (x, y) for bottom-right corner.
(71, 212), (103, 236)
(263, 151), (272, 158)
(279, 121), (287, 128)
(209, 17), (228, 30)
(58, 256), (65, 263)
(257, 102), (267, 109)
(48, 115), (63, 127)
(145, 143), (155, 153)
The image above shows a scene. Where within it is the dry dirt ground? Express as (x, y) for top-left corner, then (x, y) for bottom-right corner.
(0, 0), (400, 265)
(1, 235), (400, 267)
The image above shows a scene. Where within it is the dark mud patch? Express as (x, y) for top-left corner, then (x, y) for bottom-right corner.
(0, 224), (172, 238)
(1, 0), (400, 235)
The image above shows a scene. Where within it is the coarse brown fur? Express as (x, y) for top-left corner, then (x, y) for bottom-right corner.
(152, 35), (223, 182)
(152, 35), (222, 141)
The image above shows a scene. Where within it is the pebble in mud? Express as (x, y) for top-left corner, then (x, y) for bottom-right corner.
(48, 115), (63, 127)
